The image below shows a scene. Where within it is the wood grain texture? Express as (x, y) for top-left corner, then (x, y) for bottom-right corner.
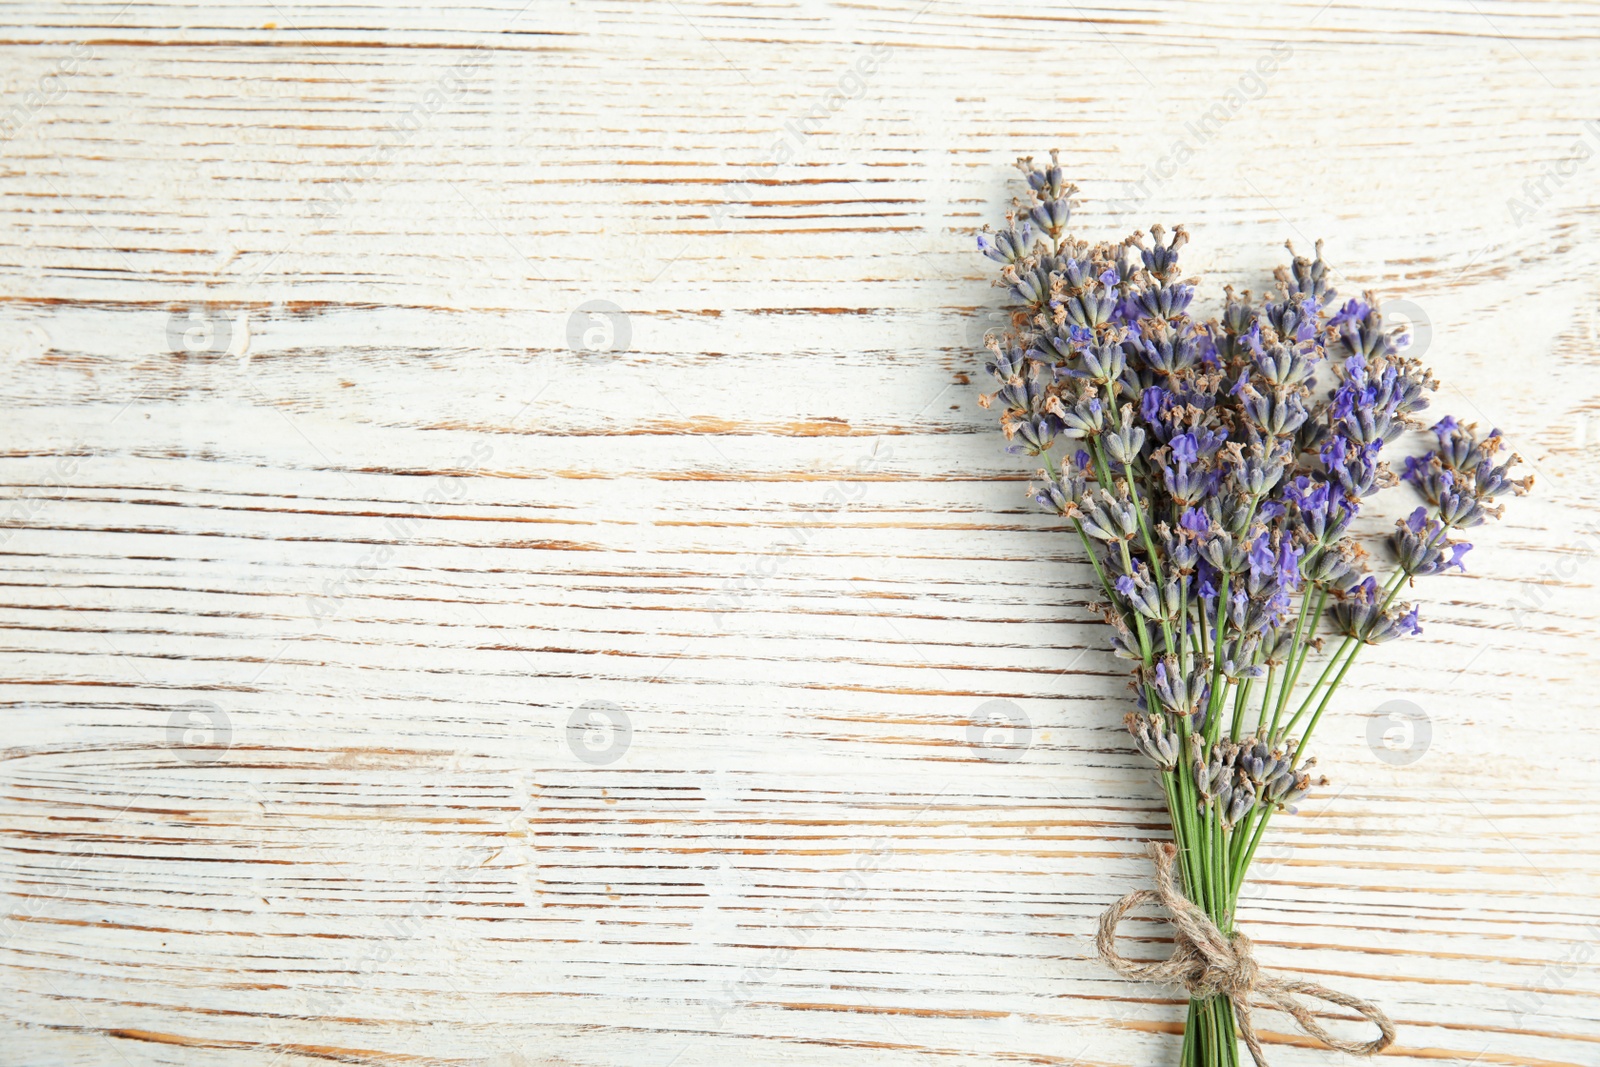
(2, 1), (1599, 1064)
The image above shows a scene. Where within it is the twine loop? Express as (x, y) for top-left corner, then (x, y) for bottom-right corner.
(1096, 842), (1396, 1066)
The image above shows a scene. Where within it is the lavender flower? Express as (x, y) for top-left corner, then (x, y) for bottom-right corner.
(974, 149), (1529, 1067)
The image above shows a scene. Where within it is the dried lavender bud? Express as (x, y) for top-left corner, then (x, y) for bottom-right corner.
(1284, 477), (1354, 545)
(1301, 544), (1354, 585)
(1391, 507), (1470, 576)
(1003, 261), (1054, 308)
(1059, 337), (1127, 385)
(1114, 567), (1156, 618)
(1061, 283), (1119, 330)
(1158, 521), (1200, 573)
(1008, 414), (1056, 457)
(1199, 529), (1249, 574)
(1031, 195), (1072, 235)
(1103, 421), (1146, 470)
(1250, 336), (1316, 388)
(1017, 149), (1070, 202)
(1115, 566), (1182, 623)
(1126, 711), (1178, 770)
(1242, 384), (1310, 438)
(1056, 395), (1107, 439)
(1225, 775), (1257, 828)
(1471, 454), (1529, 499)
(1135, 280), (1196, 320)
(1232, 443), (1286, 497)
(1218, 635), (1267, 681)
(1212, 491), (1256, 538)
(1031, 460), (1089, 517)
(1216, 773), (1234, 815)
(1079, 486), (1140, 542)
(977, 221), (1036, 264)
(1138, 224), (1188, 279)
(1269, 771), (1320, 813)
(1260, 629), (1296, 666)
(1150, 658), (1209, 717)
(1158, 452), (1208, 510)
(1238, 739), (1272, 783)
(1106, 615), (1143, 661)
(1277, 239), (1338, 304)
(984, 341), (1026, 378)
(1191, 733), (1218, 802)
(1329, 577), (1421, 645)
(1133, 324), (1201, 376)
(1263, 765), (1295, 801)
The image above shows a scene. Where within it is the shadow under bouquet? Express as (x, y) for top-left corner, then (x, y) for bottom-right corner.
(974, 152), (1531, 1067)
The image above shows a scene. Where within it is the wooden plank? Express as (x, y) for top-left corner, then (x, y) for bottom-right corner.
(2, 2), (1599, 1064)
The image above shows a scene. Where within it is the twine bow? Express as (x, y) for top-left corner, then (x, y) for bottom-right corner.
(1096, 842), (1396, 1066)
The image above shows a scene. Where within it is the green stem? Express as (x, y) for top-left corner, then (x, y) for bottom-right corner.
(1070, 519), (1116, 602)
(1229, 805), (1273, 900)
(1204, 568), (1232, 744)
(1290, 648), (1362, 755)
(1228, 676), (1253, 743)
(1254, 663), (1276, 738)
(1278, 637), (1356, 738)
(1210, 813), (1229, 933)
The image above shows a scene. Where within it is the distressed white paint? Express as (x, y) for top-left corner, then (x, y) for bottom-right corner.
(1, 2), (1599, 1065)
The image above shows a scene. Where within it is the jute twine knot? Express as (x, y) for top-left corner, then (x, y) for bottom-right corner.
(1096, 842), (1396, 1066)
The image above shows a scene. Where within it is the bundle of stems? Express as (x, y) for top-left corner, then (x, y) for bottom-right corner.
(976, 151), (1530, 1066)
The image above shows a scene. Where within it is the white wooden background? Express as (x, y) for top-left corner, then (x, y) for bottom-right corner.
(2, 2), (1599, 1065)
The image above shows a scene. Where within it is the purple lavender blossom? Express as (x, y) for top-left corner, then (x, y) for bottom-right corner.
(971, 157), (1530, 994)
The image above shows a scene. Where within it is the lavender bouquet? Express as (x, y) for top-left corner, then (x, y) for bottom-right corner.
(974, 152), (1531, 1067)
